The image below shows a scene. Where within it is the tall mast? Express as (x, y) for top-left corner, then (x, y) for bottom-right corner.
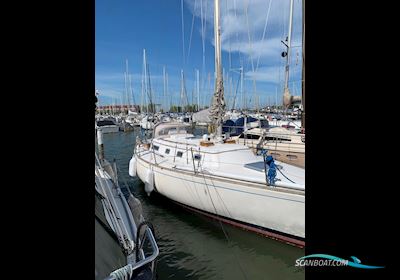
(210, 0), (225, 139)
(196, 69), (200, 111)
(208, 72), (211, 105)
(180, 70), (184, 112)
(166, 72), (170, 111)
(129, 73), (134, 110)
(240, 66), (244, 110)
(283, 0), (294, 108)
(126, 59), (131, 110)
(229, 76), (233, 111)
(147, 63), (154, 114)
(124, 69), (128, 114)
(214, 0), (222, 82)
(140, 50), (145, 114)
(163, 66), (166, 112)
(143, 49), (148, 114)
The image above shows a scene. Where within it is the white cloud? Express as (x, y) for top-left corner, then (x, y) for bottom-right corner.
(184, 0), (303, 72)
(246, 63), (301, 83)
(246, 66), (281, 83)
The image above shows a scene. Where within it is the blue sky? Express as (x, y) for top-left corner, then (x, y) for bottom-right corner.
(96, 0), (303, 109)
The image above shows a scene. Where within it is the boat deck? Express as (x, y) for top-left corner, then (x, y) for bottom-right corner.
(138, 139), (305, 192)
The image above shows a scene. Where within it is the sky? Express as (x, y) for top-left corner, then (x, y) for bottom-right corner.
(95, 0), (303, 110)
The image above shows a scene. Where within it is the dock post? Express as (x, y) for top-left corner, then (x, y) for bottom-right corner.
(97, 128), (104, 161)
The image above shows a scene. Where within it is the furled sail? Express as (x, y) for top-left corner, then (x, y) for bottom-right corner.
(209, 75), (225, 129)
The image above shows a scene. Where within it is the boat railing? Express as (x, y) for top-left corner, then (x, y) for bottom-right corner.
(104, 227), (159, 280)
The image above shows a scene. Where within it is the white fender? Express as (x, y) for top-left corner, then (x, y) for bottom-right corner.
(144, 168), (154, 195)
(128, 157), (137, 177)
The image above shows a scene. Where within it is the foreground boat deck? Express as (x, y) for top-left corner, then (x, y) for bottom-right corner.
(137, 133), (305, 194)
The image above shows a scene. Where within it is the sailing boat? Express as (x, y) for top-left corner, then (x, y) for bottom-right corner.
(129, 0), (305, 247)
(231, 0), (305, 168)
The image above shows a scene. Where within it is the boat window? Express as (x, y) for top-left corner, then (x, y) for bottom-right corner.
(153, 145), (159, 151)
(176, 151), (183, 157)
(265, 136), (291, 142)
(248, 134), (260, 140)
(194, 154), (201, 161)
(242, 134), (260, 140)
(165, 148), (170, 154)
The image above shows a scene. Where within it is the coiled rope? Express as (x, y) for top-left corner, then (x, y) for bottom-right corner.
(109, 264), (133, 280)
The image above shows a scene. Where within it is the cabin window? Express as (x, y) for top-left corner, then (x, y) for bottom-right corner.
(176, 151), (183, 157)
(266, 136), (291, 142)
(153, 145), (159, 151)
(194, 154), (201, 161)
(248, 134), (260, 140)
(240, 134), (260, 140)
(165, 148), (170, 154)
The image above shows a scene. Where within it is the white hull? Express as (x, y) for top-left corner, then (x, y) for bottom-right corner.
(135, 153), (304, 241)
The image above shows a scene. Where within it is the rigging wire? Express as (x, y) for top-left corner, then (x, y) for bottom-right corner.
(244, 0), (258, 111)
(198, 169), (249, 280)
(233, 0), (243, 70)
(200, 0), (206, 109)
(181, 0), (186, 66)
(255, 0), (272, 73)
(187, 0), (198, 63)
(225, 0), (232, 70)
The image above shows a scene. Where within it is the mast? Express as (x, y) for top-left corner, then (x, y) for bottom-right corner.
(166, 72), (170, 111)
(210, 0), (225, 139)
(124, 68), (128, 114)
(196, 69), (200, 111)
(126, 59), (131, 111)
(129, 73), (134, 111)
(180, 70), (184, 112)
(163, 66), (166, 112)
(143, 49), (148, 114)
(229, 76), (233, 111)
(283, 0), (294, 108)
(240, 66), (244, 110)
(147, 62), (154, 114)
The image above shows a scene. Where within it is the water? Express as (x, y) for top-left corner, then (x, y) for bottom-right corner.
(100, 128), (305, 280)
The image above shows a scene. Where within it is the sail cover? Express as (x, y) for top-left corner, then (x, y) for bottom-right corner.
(209, 76), (225, 128)
(192, 108), (212, 123)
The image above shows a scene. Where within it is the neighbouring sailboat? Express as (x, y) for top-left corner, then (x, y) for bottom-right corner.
(129, 0), (305, 247)
(95, 99), (159, 279)
(231, 0), (305, 168)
